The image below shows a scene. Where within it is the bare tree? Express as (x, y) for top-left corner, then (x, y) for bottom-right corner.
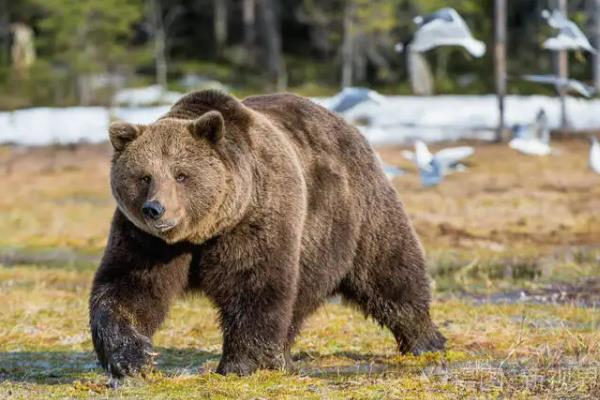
(242, 0), (256, 62)
(147, 0), (182, 90)
(213, 0), (228, 57)
(257, 0), (286, 91)
(592, 0), (600, 91)
(341, 0), (355, 87)
(0, 0), (9, 66)
(556, 0), (569, 131)
(495, 0), (507, 142)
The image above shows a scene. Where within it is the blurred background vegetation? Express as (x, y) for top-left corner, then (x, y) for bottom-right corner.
(0, 0), (597, 109)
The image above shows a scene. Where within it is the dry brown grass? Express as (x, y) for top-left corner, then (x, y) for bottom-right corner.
(1, 139), (600, 398)
(379, 139), (600, 256)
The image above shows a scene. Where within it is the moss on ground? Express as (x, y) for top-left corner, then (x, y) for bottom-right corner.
(1, 265), (600, 399)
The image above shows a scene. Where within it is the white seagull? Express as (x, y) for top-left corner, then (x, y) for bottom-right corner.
(399, 8), (486, 57)
(509, 137), (552, 156)
(542, 9), (597, 53)
(522, 74), (596, 98)
(508, 109), (553, 157)
(590, 136), (600, 175)
(327, 87), (387, 114)
(403, 140), (474, 186)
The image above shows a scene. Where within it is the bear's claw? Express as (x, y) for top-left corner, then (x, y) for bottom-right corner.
(103, 332), (155, 380)
(406, 328), (447, 356)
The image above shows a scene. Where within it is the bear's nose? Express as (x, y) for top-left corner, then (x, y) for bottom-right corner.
(142, 201), (165, 220)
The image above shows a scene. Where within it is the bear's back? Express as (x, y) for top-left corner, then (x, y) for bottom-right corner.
(242, 93), (383, 186)
(243, 93), (398, 240)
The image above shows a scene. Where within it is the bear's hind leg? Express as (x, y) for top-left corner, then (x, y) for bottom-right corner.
(338, 262), (445, 355)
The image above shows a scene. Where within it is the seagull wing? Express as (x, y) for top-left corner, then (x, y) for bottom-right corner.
(410, 9), (485, 56)
(542, 11), (597, 53)
(401, 150), (416, 163)
(415, 7), (455, 26)
(434, 146), (474, 168)
(330, 87), (373, 113)
(414, 140), (434, 169)
(382, 164), (405, 179)
(366, 90), (387, 105)
(543, 9), (569, 29)
(522, 74), (561, 85)
(566, 80), (595, 98)
(509, 138), (552, 156)
(563, 21), (597, 53)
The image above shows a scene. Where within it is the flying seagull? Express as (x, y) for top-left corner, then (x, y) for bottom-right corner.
(396, 8), (486, 57)
(542, 9), (597, 53)
(590, 136), (600, 175)
(403, 140), (474, 187)
(327, 87), (387, 114)
(522, 74), (596, 98)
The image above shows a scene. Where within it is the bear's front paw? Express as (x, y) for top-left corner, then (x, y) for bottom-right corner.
(102, 331), (156, 380)
(216, 351), (287, 375)
(404, 327), (447, 356)
(216, 358), (256, 376)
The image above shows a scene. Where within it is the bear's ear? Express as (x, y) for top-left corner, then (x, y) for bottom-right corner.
(109, 122), (144, 151)
(189, 111), (225, 143)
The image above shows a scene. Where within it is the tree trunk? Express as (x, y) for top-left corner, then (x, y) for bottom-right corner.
(242, 0), (256, 60)
(257, 0), (286, 91)
(592, 0), (600, 91)
(213, 0), (228, 57)
(341, 0), (355, 88)
(556, 0), (569, 131)
(495, 0), (507, 142)
(150, 0), (168, 90)
(0, 0), (9, 66)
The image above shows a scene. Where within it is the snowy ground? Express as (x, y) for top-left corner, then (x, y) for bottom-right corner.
(2, 95), (600, 146)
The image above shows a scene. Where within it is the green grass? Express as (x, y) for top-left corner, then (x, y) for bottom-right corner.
(2, 142), (600, 398)
(1, 265), (600, 399)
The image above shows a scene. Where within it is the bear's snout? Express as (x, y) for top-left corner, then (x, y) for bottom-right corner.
(142, 200), (165, 220)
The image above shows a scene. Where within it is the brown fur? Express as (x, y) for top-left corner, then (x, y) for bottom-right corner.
(90, 90), (445, 380)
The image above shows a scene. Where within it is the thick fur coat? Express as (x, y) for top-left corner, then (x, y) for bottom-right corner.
(89, 90), (445, 380)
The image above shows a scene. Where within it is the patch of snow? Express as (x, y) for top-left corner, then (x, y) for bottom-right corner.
(112, 106), (170, 125)
(2, 95), (600, 146)
(341, 95), (600, 144)
(0, 107), (110, 146)
(113, 85), (183, 107)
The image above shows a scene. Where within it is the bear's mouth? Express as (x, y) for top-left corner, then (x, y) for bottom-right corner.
(151, 221), (178, 233)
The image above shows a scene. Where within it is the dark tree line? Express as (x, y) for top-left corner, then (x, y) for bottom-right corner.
(0, 0), (598, 108)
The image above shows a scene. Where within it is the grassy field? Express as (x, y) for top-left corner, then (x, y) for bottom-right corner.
(1, 139), (600, 399)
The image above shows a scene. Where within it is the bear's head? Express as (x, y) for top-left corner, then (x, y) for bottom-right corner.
(108, 91), (254, 244)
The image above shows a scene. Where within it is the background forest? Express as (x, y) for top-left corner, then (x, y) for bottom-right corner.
(1, 0), (599, 109)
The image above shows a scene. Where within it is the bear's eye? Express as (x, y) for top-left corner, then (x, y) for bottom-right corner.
(175, 173), (187, 182)
(141, 175), (152, 184)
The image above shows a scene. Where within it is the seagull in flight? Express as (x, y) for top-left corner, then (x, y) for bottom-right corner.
(522, 74), (596, 98)
(542, 9), (597, 53)
(396, 8), (485, 57)
(327, 87), (387, 114)
(403, 140), (474, 187)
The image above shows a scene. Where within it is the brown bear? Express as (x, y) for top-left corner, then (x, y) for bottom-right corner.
(89, 90), (445, 381)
